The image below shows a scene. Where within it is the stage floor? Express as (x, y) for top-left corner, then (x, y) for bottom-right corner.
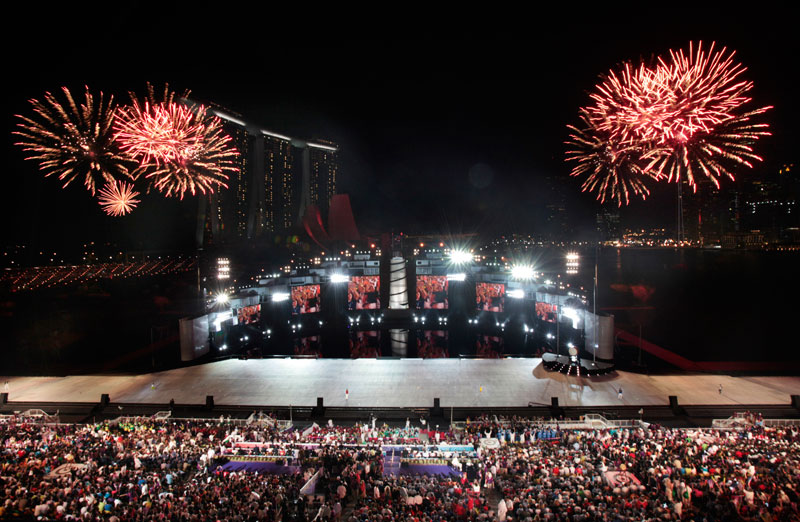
(3, 358), (799, 408)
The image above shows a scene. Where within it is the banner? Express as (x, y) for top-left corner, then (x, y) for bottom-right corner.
(604, 471), (642, 488)
(302, 423), (319, 438)
(47, 463), (88, 479)
(300, 468), (322, 495)
(479, 438), (501, 449)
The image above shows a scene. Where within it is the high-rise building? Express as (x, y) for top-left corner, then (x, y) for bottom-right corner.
(681, 179), (726, 246)
(254, 130), (295, 236)
(543, 175), (571, 240)
(309, 140), (338, 217)
(196, 105), (338, 245)
(596, 208), (621, 243)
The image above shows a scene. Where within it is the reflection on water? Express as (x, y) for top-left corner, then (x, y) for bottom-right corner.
(279, 328), (547, 359)
(266, 249), (800, 363)
(597, 248), (800, 362)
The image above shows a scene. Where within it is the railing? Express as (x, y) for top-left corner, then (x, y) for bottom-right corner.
(711, 412), (762, 429)
(453, 415), (648, 431)
(0, 409), (61, 424)
(713, 416), (800, 429)
(762, 419), (800, 427)
(108, 412), (293, 430)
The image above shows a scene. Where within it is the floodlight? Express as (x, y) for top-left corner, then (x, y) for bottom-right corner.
(330, 273), (349, 283)
(449, 250), (472, 265)
(511, 265), (535, 280)
(272, 292), (290, 302)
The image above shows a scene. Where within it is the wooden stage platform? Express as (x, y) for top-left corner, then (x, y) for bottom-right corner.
(3, 358), (799, 409)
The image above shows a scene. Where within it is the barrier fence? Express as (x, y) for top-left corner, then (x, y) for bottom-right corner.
(452, 414), (650, 431)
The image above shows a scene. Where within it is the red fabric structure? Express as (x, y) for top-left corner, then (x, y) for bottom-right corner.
(302, 204), (331, 249)
(328, 194), (360, 242)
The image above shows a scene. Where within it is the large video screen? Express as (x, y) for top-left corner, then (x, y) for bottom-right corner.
(476, 282), (505, 312)
(291, 284), (321, 314)
(237, 304), (261, 325)
(416, 275), (449, 309)
(348, 276), (381, 310)
(535, 301), (558, 323)
(349, 331), (381, 358)
(416, 330), (449, 359)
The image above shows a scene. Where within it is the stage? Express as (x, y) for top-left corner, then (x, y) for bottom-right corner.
(2, 358), (799, 408)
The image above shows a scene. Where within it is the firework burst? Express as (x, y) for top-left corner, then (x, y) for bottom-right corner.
(97, 180), (141, 216)
(567, 42), (770, 205)
(113, 84), (193, 165)
(14, 86), (134, 194)
(641, 107), (772, 189)
(566, 115), (660, 206)
(115, 86), (238, 199)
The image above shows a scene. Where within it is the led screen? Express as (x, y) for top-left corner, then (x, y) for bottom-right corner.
(347, 276), (381, 310)
(476, 282), (505, 312)
(236, 304), (261, 325)
(536, 302), (558, 323)
(291, 284), (321, 315)
(416, 275), (449, 309)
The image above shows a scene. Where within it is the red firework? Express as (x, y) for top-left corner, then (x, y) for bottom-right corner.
(114, 85), (196, 166)
(114, 86), (238, 199)
(567, 41), (770, 205)
(566, 114), (660, 207)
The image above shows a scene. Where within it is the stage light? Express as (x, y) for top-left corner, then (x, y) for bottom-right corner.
(215, 292), (229, 305)
(507, 289), (525, 299)
(272, 292), (290, 302)
(562, 307), (582, 329)
(449, 250), (472, 265)
(220, 344), (227, 350)
(566, 252), (579, 274)
(330, 273), (349, 283)
(446, 273), (466, 281)
(511, 265), (535, 280)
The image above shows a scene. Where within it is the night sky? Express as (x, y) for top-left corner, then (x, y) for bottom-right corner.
(3, 5), (797, 251)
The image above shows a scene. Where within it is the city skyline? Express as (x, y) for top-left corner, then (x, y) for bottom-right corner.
(3, 6), (797, 251)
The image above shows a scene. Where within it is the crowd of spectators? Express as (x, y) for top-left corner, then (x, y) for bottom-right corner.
(1, 414), (798, 520)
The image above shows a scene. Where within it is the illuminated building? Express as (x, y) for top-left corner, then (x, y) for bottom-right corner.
(596, 209), (621, 243)
(309, 140), (338, 218)
(195, 104), (339, 244)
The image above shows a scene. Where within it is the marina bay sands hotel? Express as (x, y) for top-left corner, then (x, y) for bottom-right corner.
(189, 101), (339, 246)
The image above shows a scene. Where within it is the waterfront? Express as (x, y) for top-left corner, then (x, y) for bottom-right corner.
(2, 248), (798, 375)
(594, 247), (800, 363)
